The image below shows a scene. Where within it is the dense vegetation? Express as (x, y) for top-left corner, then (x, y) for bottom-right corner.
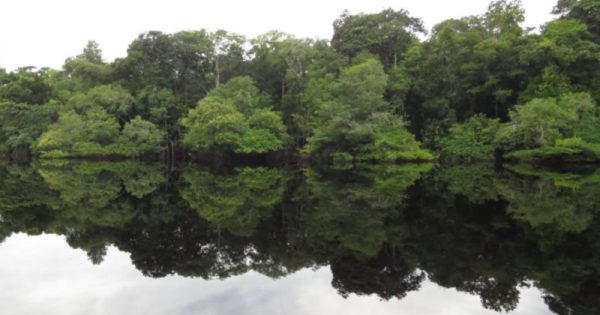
(1, 0), (600, 163)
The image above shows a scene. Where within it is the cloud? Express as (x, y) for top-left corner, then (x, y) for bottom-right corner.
(0, 233), (552, 315)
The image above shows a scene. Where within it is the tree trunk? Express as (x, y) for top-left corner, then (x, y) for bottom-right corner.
(281, 79), (286, 105)
(215, 56), (220, 88)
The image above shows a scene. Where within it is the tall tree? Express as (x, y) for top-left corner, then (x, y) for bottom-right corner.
(209, 30), (246, 88)
(553, 0), (600, 41)
(331, 8), (426, 68)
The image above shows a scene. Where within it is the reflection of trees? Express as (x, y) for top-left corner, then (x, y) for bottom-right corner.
(406, 183), (529, 312)
(0, 161), (600, 314)
(180, 167), (287, 237)
(434, 164), (600, 313)
(330, 249), (425, 300)
(296, 164), (431, 257)
(532, 218), (600, 315)
(499, 165), (600, 236)
(0, 162), (60, 239)
(502, 167), (600, 315)
(435, 163), (500, 204)
(0, 161), (167, 263)
(37, 161), (166, 229)
(296, 164), (431, 299)
(0, 162), (58, 210)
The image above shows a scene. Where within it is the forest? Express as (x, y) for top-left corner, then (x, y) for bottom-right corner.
(1, 0), (600, 164)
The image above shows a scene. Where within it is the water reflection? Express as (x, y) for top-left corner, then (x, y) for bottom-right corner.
(0, 160), (598, 314)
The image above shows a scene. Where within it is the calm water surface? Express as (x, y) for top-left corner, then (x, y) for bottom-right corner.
(0, 161), (597, 314)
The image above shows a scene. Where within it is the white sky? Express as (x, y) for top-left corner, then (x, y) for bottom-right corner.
(0, 0), (556, 71)
(0, 233), (553, 315)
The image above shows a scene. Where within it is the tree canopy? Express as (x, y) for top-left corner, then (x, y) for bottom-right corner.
(1, 0), (599, 164)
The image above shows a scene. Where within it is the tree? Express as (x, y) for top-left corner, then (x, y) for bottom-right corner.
(205, 76), (271, 115)
(497, 96), (572, 149)
(248, 35), (346, 147)
(440, 114), (501, 161)
(495, 93), (600, 161)
(33, 83), (164, 158)
(67, 84), (134, 124)
(0, 68), (53, 105)
(0, 100), (58, 152)
(209, 30), (246, 88)
(79, 40), (103, 64)
(293, 40), (347, 146)
(306, 58), (432, 162)
(120, 116), (165, 155)
(114, 30), (213, 108)
(332, 8), (426, 68)
(553, 0), (600, 41)
(399, 1), (529, 146)
(484, 0), (525, 36)
(519, 17), (600, 102)
(62, 41), (112, 91)
(180, 76), (288, 154)
(34, 109), (121, 157)
(181, 97), (246, 152)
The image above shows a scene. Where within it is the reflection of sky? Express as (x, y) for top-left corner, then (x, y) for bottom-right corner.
(0, 233), (552, 315)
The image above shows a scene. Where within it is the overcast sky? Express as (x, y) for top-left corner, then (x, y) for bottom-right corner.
(0, 233), (552, 315)
(0, 0), (556, 71)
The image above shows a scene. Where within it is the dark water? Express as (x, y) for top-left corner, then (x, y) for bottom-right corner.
(0, 161), (598, 314)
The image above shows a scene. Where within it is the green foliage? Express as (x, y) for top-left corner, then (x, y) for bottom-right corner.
(181, 77), (288, 154)
(496, 93), (594, 149)
(506, 136), (600, 162)
(0, 100), (58, 151)
(237, 129), (283, 154)
(35, 109), (118, 157)
(553, 0), (600, 41)
(519, 66), (575, 101)
(134, 86), (177, 137)
(387, 66), (411, 114)
(63, 58), (112, 90)
(484, 0), (525, 36)
(34, 109), (163, 158)
(25, 78), (165, 158)
(506, 145), (584, 161)
(519, 17), (600, 103)
(181, 97), (245, 151)
(205, 76), (270, 115)
(120, 116), (166, 155)
(61, 41), (112, 91)
(306, 58), (432, 162)
(0, 68), (53, 105)
(336, 58), (388, 115)
(496, 93), (600, 162)
(66, 84), (133, 122)
(332, 8), (426, 68)
(114, 30), (212, 107)
(400, 1), (528, 145)
(2, 2), (600, 163)
(362, 117), (435, 161)
(440, 114), (501, 161)
(209, 30), (246, 88)
(80, 40), (104, 64)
